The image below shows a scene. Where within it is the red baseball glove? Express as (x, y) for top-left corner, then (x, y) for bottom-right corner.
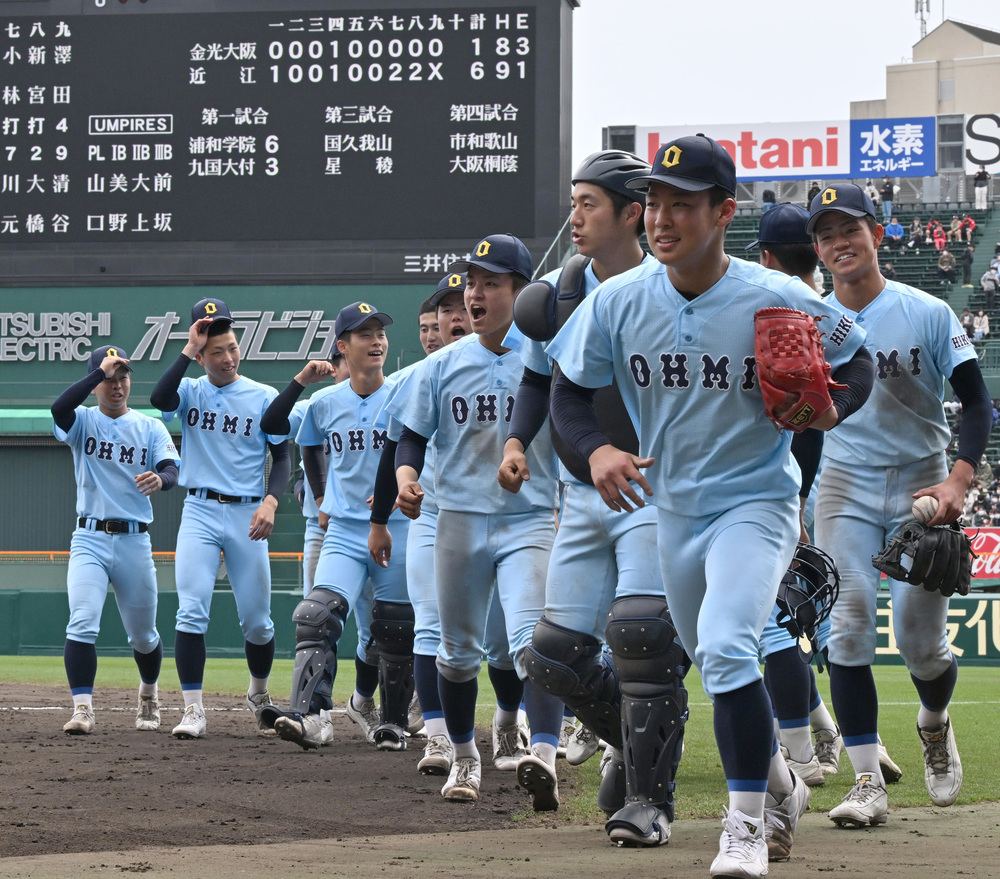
(753, 307), (846, 432)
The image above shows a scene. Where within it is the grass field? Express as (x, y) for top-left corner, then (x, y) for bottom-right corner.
(5, 656), (997, 820)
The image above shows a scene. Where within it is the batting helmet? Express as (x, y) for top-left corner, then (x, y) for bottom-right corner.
(775, 542), (840, 658)
(572, 150), (652, 205)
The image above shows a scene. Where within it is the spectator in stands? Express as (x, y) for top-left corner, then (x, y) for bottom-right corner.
(974, 165), (990, 211)
(973, 506), (989, 527)
(882, 262), (897, 281)
(883, 216), (905, 250)
(937, 249), (957, 286)
(865, 180), (880, 206)
(946, 216), (963, 243)
(974, 309), (990, 341)
(907, 217), (924, 250)
(960, 214), (977, 243)
(879, 175), (894, 221)
(806, 181), (820, 206)
(932, 222), (947, 251)
(761, 189), (777, 213)
(961, 308), (974, 338)
(981, 266), (998, 311)
(962, 243), (976, 287)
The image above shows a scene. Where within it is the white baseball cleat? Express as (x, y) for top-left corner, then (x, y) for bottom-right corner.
(64, 704), (95, 735)
(782, 746), (825, 787)
(135, 694), (160, 731)
(828, 773), (888, 827)
(566, 721), (601, 765)
(441, 756), (481, 802)
(764, 773), (811, 861)
(274, 711), (333, 750)
(346, 696), (379, 744)
(407, 694), (425, 737)
(492, 712), (527, 771)
(813, 725), (843, 775)
(418, 734), (454, 776)
(245, 690), (275, 733)
(918, 718), (963, 806)
(710, 809), (768, 878)
(877, 735), (903, 784)
(556, 715), (575, 759)
(171, 704), (206, 740)
(516, 752), (560, 812)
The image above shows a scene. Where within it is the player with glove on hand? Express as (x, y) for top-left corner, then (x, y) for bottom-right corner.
(808, 184), (992, 825)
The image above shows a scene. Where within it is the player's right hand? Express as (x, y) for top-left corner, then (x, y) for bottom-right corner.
(497, 439), (530, 494)
(100, 354), (131, 378)
(588, 444), (654, 514)
(368, 523), (392, 567)
(317, 509), (330, 531)
(396, 481), (424, 520)
(296, 360), (336, 386)
(183, 316), (214, 358)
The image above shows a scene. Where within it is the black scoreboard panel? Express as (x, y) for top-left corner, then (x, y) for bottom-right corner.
(0, 0), (573, 283)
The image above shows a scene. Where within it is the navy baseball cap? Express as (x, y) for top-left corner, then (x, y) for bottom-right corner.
(334, 301), (393, 338)
(449, 234), (533, 280)
(746, 203), (812, 250)
(88, 344), (132, 374)
(806, 184), (877, 234)
(191, 297), (234, 327)
(625, 134), (737, 196)
(428, 271), (467, 308)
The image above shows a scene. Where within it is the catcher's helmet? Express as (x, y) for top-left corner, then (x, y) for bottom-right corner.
(775, 542), (840, 657)
(572, 150), (652, 205)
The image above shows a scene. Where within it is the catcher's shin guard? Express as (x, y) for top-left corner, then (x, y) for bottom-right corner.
(605, 595), (688, 821)
(526, 616), (622, 749)
(288, 589), (347, 714)
(371, 601), (416, 729)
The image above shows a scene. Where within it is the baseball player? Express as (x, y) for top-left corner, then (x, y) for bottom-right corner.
(808, 184), (992, 825)
(259, 302), (415, 752)
(390, 235), (565, 810)
(369, 273), (528, 778)
(418, 297), (444, 355)
(546, 136), (874, 877)
(149, 298), (292, 739)
(746, 203), (844, 788)
(53, 345), (178, 734)
(499, 150), (692, 845)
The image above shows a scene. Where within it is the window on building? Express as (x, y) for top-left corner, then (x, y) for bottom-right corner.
(938, 115), (964, 170)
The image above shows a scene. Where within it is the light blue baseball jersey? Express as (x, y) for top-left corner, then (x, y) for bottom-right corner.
(546, 256), (866, 517)
(382, 359), (439, 513)
(503, 255), (655, 486)
(55, 407), (178, 522)
(820, 279), (976, 467)
(296, 376), (405, 521)
(389, 333), (559, 514)
(160, 375), (286, 496)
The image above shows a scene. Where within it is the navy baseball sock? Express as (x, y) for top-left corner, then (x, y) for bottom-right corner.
(244, 637), (274, 680)
(764, 646), (812, 721)
(911, 654), (957, 713)
(829, 662), (878, 738)
(438, 675), (478, 758)
(354, 655), (379, 699)
(414, 653), (443, 716)
(175, 631), (206, 687)
(522, 678), (563, 757)
(487, 663), (523, 712)
(133, 640), (163, 685)
(714, 679), (773, 785)
(64, 638), (98, 692)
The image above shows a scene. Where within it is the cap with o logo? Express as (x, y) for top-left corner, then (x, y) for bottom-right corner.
(625, 134), (737, 196)
(334, 301), (394, 338)
(806, 183), (877, 234)
(191, 297), (234, 327)
(448, 233), (534, 280)
(428, 272), (467, 308)
(88, 343), (133, 374)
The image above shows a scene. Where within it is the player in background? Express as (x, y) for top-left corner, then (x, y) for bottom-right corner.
(547, 136), (874, 877)
(418, 298), (444, 356)
(499, 150), (690, 845)
(150, 298), (291, 739)
(746, 203), (845, 787)
(391, 235), (566, 810)
(369, 273), (528, 778)
(259, 302), (414, 753)
(54, 345), (179, 734)
(808, 184), (992, 826)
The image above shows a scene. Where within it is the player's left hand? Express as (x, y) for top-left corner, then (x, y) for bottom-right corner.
(588, 444), (654, 513)
(134, 471), (163, 496)
(498, 439), (530, 494)
(396, 480), (424, 520)
(368, 523), (392, 567)
(249, 496), (278, 540)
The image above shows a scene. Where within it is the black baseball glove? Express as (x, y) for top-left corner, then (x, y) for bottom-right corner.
(871, 521), (974, 597)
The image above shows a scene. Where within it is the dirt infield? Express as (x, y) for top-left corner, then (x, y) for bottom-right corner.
(1, 684), (998, 878)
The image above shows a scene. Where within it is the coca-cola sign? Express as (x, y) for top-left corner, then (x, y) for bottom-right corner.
(969, 528), (1000, 580)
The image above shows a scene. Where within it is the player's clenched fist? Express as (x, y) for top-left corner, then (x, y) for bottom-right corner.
(294, 360), (336, 386)
(497, 437), (530, 494)
(395, 479), (424, 519)
(588, 444), (654, 514)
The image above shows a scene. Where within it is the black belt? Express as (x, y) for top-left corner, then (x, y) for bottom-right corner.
(189, 488), (262, 504)
(79, 518), (148, 534)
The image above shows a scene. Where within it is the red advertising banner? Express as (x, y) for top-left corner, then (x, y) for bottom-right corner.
(969, 527), (1000, 580)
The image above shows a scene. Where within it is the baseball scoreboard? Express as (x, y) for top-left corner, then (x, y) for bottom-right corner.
(0, 0), (574, 283)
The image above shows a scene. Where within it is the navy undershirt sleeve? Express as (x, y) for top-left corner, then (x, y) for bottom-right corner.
(149, 353), (192, 412)
(507, 367), (552, 450)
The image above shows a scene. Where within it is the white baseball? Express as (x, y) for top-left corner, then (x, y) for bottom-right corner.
(912, 496), (939, 524)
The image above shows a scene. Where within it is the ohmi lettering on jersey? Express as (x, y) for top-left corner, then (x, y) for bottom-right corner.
(629, 353), (760, 392)
(874, 348), (923, 380)
(329, 428), (388, 454)
(84, 436), (149, 467)
(449, 394), (515, 425)
(185, 407), (255, 437)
